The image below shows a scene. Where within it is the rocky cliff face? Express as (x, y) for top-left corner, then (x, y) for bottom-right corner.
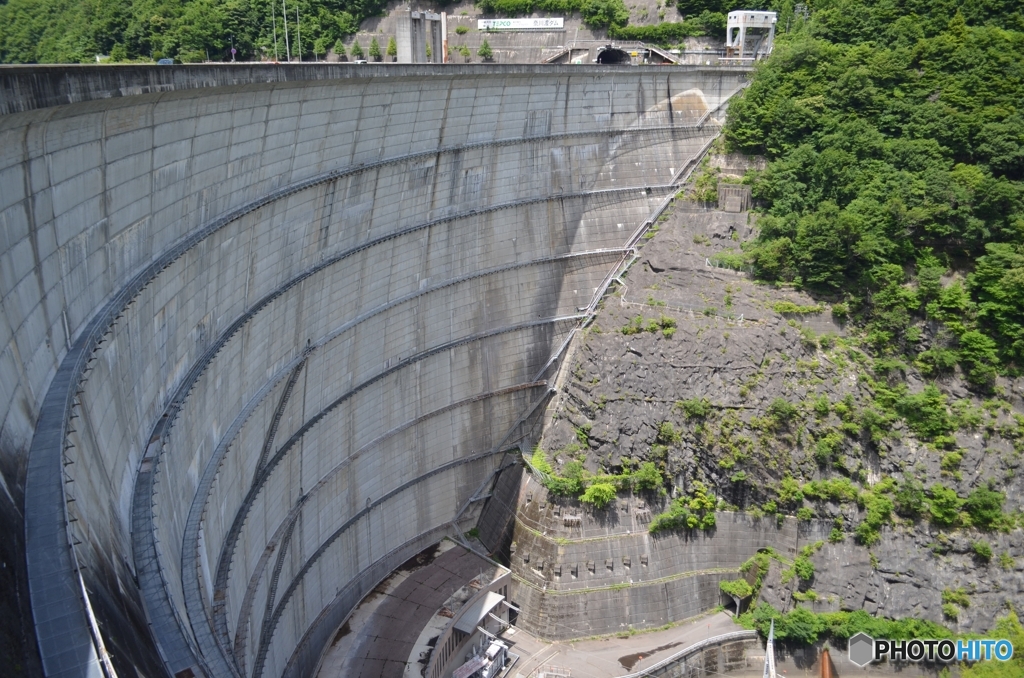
(524, 185), (1024, 635)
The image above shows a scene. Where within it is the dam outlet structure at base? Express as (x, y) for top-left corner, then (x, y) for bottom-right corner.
(0, 64), (752, 678)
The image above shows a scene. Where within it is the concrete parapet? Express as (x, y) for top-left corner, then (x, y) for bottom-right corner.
(0, 63), (753, 116)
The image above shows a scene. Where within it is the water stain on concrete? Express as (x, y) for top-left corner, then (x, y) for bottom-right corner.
(618, 641), (682, 670)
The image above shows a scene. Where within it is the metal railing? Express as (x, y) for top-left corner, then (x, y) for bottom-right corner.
(619, 629), (758, 678)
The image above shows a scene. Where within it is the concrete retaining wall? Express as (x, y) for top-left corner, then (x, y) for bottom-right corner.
(0, 64), (750, 678)
(510, 475), (798, 639)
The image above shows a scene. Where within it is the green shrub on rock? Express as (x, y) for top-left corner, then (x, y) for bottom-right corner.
(632, 461), (664, 492)
(720, 578), (753, 599)
(928, 484), (963, 527)
(649, 481), (717, 532)
(793, 555), (815, 581)
(580, 482), (616, 508)
(963, 482), (1005, 529)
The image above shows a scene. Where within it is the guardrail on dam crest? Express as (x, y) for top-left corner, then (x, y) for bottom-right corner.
(0, 64), (751, 678)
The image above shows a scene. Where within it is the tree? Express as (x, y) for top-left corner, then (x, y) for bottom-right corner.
(313, 36), (330, 60)
(958, 329), (1000, 388)
(386, 36), (397, 60)
(894, 476), (926, 518)
(477, 39), (492, 60)
(368, 37), (381, 61)
(109, 43), (128, 62)
(777, 476), (804, 509)
(580, 0), (630, 29)
(767, 398), (799, 427)
(793, 555), (815, 581)
(580, 482), (616, 509)
(174, 0), (228, 61)
(333, 39), (346, 59)
(897, 385), (953, 442)
(776, 606), (825, 644)
(928, 485), (963, 527)
(350, 40), (363, 59)
(963, 483), (1005, 529)
(632, 462), (663, 492)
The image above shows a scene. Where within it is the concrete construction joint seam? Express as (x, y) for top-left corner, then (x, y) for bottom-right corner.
(171, 319), (579, 676)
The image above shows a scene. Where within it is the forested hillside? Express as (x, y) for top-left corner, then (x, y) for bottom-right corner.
(0, 0), (384, 63)
(0, 0), (764, 64)
(726, 0), (1024, 387)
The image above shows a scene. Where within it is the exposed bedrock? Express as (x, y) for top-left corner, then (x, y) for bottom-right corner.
(0, 65), (752, 678)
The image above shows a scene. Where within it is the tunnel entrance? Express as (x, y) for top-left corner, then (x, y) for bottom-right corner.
(597, 48), (631, 64)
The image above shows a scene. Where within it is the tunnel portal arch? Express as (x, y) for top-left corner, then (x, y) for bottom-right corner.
(596, 47), (631, 64)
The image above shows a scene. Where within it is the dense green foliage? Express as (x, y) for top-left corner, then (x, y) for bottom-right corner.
(719, 577), (754, 599)
(726, 0), (1024, 377)
(527, 447), (666, 506)
(0, 0), (384, 63)
(963, 481), (1006, 528)
(609, 12), (722, 42)
(607, 0), (782, 43)
(740, 602), (955, 645)
(579, 481), (616, 507)
(475, 0), (628, 29)
(791, 554), (815, 580)
(530, 446), (554, 475)
(649, 480), (717, 532)
(961, 610), (1024, 678)
(621, 313), (677, 338)
(677, 396), (713, 419)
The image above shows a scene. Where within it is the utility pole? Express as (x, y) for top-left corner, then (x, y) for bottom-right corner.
(295, 7), (302, 62)
(282, 0), (291, 61)
(272, 6), (279, 61)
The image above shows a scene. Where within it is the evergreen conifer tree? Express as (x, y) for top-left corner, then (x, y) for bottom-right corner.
(477, 39), (492, 60)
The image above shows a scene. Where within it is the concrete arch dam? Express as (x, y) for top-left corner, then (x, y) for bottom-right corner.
(0, 64), (750, 678)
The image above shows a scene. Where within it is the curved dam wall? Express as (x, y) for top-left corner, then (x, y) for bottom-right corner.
(0, 64), (750, 678)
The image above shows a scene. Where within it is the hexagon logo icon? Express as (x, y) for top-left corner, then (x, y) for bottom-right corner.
(849, 632), (875, 667)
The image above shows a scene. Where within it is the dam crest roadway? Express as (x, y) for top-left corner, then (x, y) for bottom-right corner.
(0, 63), (751, 678)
